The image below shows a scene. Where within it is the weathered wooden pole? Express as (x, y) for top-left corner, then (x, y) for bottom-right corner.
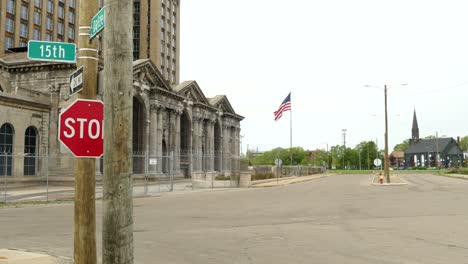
(102, 0), (134, 260)
(74, 0), (99, 262)
(384, 85), (390, 183)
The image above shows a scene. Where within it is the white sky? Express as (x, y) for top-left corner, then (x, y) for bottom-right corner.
(180, 0), (468, 153)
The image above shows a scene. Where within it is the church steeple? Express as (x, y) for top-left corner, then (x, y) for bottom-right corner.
(412, 109), (419, 141)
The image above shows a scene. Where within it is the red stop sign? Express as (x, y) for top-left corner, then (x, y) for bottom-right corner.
(59, 99), (104, 158)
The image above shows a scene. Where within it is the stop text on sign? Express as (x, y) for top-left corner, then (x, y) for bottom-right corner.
(63, 118), (103, 139)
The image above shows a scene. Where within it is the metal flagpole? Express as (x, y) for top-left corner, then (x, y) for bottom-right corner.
(290, 92), (292, 166)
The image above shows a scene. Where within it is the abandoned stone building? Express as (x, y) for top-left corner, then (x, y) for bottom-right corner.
(0, 51), (243, 180)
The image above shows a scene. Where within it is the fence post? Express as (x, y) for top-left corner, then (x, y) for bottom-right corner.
(3, 154), (7, 203)
(169, 151), (174, 192)
(144, 149), (149, 195)
(46, 154), (49, 202)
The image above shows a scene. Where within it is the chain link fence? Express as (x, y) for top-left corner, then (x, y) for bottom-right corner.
(1, 151), (242, 203)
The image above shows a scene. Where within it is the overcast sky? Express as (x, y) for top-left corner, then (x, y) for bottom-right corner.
(180, 0), (468, 153)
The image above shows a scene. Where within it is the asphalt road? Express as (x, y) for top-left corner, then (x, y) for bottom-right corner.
(1, 173), (468, 264)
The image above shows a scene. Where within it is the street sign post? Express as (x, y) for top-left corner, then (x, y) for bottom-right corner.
(275, 158), (282, 166)
(28, 40), (76, 63)
(59, 99), (104, 158)
(373, 158), (382, 167)
(90, 7), (105, 41)
(69, 66), (84, 96)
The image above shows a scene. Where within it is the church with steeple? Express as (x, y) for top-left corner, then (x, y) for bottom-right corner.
(404, 110), (464, 168)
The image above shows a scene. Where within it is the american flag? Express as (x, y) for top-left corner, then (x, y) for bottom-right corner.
(274, 93), (291, 121)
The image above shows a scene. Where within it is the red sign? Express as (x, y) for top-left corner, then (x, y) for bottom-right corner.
(59, 99), (104, 158)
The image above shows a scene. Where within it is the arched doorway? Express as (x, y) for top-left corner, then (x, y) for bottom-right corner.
(24, 126), (38, 176)
(132, 97), (146, 174)
(214, 121), (221, 171)
(179, 111), (191, 178)
(0, 123), (14, 176)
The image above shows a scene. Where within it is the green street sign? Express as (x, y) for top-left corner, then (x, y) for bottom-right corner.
(90, 7), (105, 40)
(28, 40), (76, 63)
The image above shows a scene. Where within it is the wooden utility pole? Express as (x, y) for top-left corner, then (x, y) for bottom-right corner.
(74, 0), (99, 263)
(384, 85), (390, 183)
(102, 0), (134, 260)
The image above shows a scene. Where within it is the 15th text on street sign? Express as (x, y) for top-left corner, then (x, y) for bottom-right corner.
(90, 7), (105, 41)
(28, 40), (76, 63)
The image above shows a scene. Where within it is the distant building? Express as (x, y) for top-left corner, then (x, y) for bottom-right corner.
(389, 151), (404, 168)
(404, 110), (464, 168)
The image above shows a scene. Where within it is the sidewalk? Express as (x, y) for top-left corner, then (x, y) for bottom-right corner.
(1, 179), (194, 203)
(250, 173), (335, 187)
(0, 249), (71, 264)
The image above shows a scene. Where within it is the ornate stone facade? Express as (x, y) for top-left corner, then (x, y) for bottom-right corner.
(0, 52), (243, 180)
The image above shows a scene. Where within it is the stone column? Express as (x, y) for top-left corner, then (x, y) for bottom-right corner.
(174, 109), (182, 175)
(169, 110), (176, 172)
(223, 124), (231, 172)
(149, 103), (158, 173)
(209, 120), (215, 171)
(196, 117), (202, 172)
(199, 119), (205, 172)
(218, 119), (224, 173)
(156, 107), (163, 173)
(191, 117), (199, 172)
(234, 126), (241, 174)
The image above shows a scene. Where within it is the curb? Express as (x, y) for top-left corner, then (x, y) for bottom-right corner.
(0, 248), (72, 264)
(371, 174), (408, 186)
(440, 174), (468, 180)
(250, 174), (335, 188)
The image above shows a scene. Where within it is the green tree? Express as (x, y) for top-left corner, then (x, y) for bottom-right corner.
(393, 139), (409, 152)
(460, 136), (468, 151)
(304, 149), (329, 166)
(330, 145), (344, 169)
(250, 147), (309, 166)
(355, 141), (379, 169)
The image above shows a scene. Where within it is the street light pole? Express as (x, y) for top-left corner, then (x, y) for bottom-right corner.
(384, 85), (390, 183)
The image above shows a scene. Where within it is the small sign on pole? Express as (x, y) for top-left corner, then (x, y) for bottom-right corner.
(90, 7), (105, 41)
(28, 40), (76, 63)
(149, 158), (157, 165)
(275, 158), (282, 166)
(69, 66), (84, 96)
(373, 158), (382, 167)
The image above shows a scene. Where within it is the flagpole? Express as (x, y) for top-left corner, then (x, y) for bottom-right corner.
(290, 92), (292, 166)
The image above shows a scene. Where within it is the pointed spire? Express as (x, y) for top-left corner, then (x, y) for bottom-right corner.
(412, 108), (419, 141)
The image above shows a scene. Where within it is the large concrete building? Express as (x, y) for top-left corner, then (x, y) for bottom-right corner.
(0, 51), (243, 180)
(0, 0), (180, 83)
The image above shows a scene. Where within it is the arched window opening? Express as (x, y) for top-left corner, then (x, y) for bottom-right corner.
(162, 140), (168, 173)
(24, 126), (38, 176)
(0, 123), (14, 176)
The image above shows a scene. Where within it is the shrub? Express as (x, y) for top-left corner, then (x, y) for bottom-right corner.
(251, 173), (275, 181)
(214, 175), (240, 181)
(447, 168), (468, 175)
